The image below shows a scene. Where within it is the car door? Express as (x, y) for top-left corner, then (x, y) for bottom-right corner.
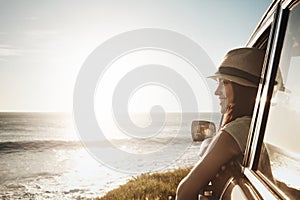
(220, 0), (300, 199)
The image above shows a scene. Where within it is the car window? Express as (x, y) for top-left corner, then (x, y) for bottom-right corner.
(257, 3), (300, 199)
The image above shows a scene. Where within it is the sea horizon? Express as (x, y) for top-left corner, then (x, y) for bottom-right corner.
(0, 111), (221, 199)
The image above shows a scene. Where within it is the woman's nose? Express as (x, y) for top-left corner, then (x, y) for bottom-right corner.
(214, 83), (223, 96)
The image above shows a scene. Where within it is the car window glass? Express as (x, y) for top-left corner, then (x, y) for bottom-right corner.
(257, 4), (300, 199)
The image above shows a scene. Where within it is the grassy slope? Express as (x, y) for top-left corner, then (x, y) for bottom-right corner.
(97, 167), (191, 200)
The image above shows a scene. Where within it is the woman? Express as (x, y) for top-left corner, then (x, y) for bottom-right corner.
(176, 47), (266, 200)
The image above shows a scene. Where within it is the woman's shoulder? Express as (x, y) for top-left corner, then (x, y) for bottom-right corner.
(220, 116), (252, 153)
(223, 116), (251, 129)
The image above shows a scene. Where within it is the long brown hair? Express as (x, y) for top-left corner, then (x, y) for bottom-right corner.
(222, 82), (258, 126)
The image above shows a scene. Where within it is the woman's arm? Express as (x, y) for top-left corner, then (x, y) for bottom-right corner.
(198, 137), (214, 157)
(176, 131), (242, 200)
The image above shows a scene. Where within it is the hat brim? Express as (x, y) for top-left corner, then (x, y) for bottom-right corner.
(207, 73), (258, 88)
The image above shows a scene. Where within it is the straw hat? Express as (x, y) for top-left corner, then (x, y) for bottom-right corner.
(208, 47), (265, 87)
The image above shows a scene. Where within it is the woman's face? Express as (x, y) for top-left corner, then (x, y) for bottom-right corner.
(214, 79), (234, 114)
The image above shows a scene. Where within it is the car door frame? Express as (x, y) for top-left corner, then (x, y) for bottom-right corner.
(220, 0), (300, 199)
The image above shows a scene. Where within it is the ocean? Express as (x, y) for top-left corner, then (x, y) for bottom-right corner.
(0, 112), (221, 199)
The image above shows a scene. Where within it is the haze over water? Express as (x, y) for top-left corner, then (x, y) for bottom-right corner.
(0, 112), (221, 199)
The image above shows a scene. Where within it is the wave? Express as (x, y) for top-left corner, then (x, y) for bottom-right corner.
(0, 139), (131, 154)
(0, 132), (195, 154)
(0, 140), (83, 154)
(266, 143), (300, 161)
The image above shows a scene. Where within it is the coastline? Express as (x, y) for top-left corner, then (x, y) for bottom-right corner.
(0, 112), (220, 199)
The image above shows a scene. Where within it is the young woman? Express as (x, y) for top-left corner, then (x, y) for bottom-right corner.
(176, 47), (266, 200)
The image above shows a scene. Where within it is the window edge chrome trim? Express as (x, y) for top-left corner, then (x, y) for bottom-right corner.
(244, 169), (278, 200)
(244, 4), (280, 167)
(251, 5), (290, 170)
(247, 1), (278, 46)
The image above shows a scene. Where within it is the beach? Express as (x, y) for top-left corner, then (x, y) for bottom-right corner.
(0, 112), (221, 199)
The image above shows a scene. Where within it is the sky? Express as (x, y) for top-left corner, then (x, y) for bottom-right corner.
(0, 0), (272, 112)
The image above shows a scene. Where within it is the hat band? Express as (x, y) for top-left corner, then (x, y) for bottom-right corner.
(219, 66), (260, 85)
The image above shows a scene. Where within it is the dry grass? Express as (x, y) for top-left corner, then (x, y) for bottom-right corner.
(96, 167), (191, 200)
